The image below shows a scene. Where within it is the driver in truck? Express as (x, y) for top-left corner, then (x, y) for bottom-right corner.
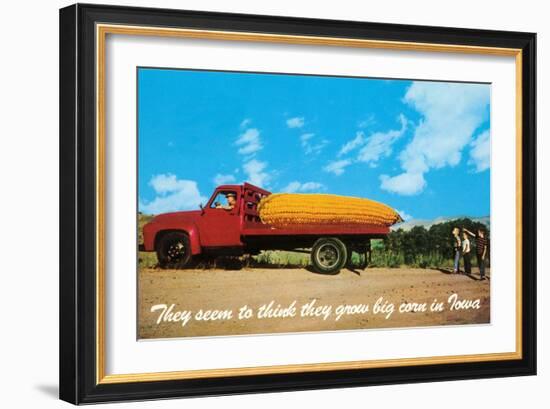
(214, 192), (236, 210)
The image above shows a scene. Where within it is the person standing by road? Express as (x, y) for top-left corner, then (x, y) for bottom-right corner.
(464, 227), (489, 280)
(452, 227), (462, 274)
(462, 231), (472, 275)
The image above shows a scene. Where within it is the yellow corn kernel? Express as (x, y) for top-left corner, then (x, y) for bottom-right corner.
(257, 193), (403, 229)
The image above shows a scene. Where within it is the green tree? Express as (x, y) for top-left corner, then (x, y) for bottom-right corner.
(375, 218), (490, 268)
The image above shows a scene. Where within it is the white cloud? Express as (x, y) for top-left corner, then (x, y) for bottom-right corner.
(283, 181), (325, 193)
(235, 128), (262, 155)
(323, 159), (353, 176)
(396, 209), (413, 221)
(357, 114), (408, 164)
(243, 159), (270, 187)
(329, 115), (406, 173)
(338, 132), (365, 157)
(233, 123), (272, 188)
(140, 174), (207, 214)
(468, 130), (490, 172)
(301, 133), (328, 155)
(213, 173), (236, 185)
(379, 172), (426, 196)
(380, 81), (490, 195)
(148, 173), (186, 194)
(286, 117), (305, 128)
(358, 114), (376, 129)
(240, 118), (252, 129)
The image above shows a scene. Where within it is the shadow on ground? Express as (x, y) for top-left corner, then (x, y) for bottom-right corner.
(436, 268), (489, 281)
(34, 384), (58, 399)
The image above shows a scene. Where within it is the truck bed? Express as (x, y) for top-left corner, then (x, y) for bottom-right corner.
(242, 224), (389, 237)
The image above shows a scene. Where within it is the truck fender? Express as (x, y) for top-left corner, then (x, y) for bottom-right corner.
(185, 226), (201, 255)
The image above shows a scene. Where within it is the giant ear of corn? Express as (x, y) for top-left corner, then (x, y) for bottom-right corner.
(257, 193), (403, 229)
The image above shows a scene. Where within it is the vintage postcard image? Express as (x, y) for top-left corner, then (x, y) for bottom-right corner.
(137, 68), (491, 339)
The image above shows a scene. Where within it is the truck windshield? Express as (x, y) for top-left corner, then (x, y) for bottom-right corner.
(210, 191), (237, 210)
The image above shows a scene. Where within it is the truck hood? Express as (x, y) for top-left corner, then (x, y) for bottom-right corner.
(151, 210), (201, 224)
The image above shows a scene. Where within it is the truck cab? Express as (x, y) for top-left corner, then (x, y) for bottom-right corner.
(141, 183), (270, 267)
(196, 186), (241, 247)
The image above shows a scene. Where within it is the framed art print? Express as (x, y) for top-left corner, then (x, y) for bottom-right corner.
(59, 4), (536, 404)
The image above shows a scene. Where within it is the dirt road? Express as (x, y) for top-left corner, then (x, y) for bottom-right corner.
(138, 267), (490, 339)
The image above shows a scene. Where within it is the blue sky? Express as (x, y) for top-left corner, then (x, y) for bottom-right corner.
(138, 68), (490, 220)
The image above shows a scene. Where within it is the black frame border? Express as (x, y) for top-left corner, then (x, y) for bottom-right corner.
(59, 3), (536, 404)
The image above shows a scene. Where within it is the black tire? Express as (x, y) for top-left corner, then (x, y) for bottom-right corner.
(310, 237), (348, 274)
(156, 231), (192, 269)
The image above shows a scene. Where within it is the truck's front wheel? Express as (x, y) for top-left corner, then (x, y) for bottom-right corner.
(157, 232), (192, 269)
(311, 237), (348, 274)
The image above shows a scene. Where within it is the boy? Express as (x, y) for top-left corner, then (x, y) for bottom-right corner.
(464, 227), (488, 280)
(462, 231), (472, 275)
(452, 227), (462, 274)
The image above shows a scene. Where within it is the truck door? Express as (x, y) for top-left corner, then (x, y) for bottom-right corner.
(197, 189), (242, 247)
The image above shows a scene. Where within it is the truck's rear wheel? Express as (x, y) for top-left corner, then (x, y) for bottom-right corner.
(157, 232), (192, 269)
(311, 237), (348, 274)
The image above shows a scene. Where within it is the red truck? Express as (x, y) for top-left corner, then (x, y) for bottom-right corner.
(141, 183), (391, 273)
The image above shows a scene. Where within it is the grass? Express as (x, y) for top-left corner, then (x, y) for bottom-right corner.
(139, 251), (159, 269)
(138, 213), (153, 245)
(251, 250), (309, 268)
